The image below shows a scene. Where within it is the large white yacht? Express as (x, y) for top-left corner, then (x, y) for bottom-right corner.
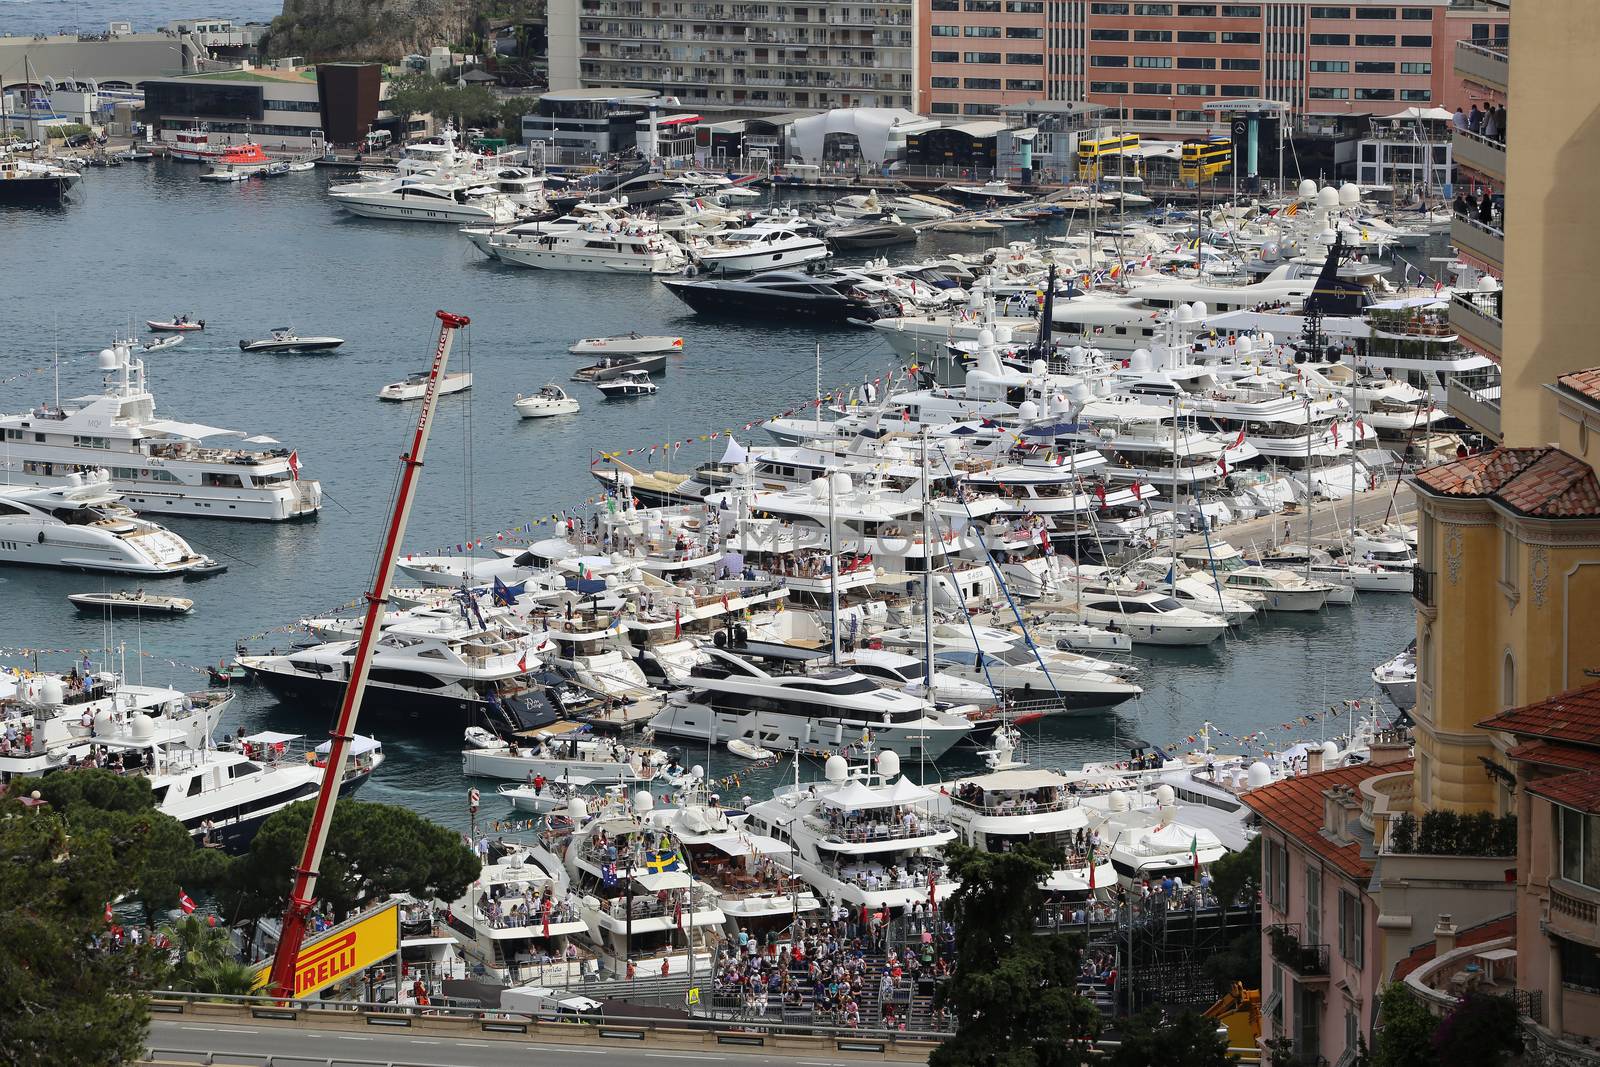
(0, 339), (319, 521)
(329, 174), (520, 224)
(491, 225), (688, 274)
(742, 749), (959, 912)
(0, 474), (215, 575)
(439, 844), (594, 986)
(690, 223), (830, 274)
(649, 641), (973, 760)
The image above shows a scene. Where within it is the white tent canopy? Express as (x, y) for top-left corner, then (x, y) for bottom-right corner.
(315, 735), (382, 756)
(789, 108), (928, 166)
(884, 776), (937, 805)
(144, 419), (248, 440)
(820, 779), (893, 810)
(1383, 106), (1452, 121)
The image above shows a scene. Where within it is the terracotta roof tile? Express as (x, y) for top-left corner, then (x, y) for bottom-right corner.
(1478, 681), (1600, 747)
(1557, 368), (1600, 406)
(1240, 761), (1413, 881)
(1411, 446), (1600, 518)
(1527, 770), (1600, 814)
(1505, 741), (1600, 772)
(1391, 913), (1516, 982)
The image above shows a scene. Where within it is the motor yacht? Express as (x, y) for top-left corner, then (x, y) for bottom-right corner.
(0, 474), (216, 575)
(378, 370), (474, 401)
(439, 844), (595, 986)
(493, 225), (688, 274)
(944, 180), (1030, 203)
(0, 339), (320, 521)
(660, 271), (899, 324)
(1049, 588), (1229, 646)
(690, 223), (830, 275)
(514, 384), (580, 418)
(461, 724), (676, 784)
(329, 174), (520, 224)
(1372, 643), (1416, 712)
(1177, 542), (1334, 612)
(1257, 543), (1411, 593)
(942, 763), (1116, 897)
(0, 154), (81, 203)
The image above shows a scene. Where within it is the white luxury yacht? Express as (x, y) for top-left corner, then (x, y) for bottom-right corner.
(329, 173), (520, 224)
(439, 844), (594, 986)
(493, 224), (688, 273)
(690, 222), (830, 274)
(0, 339), (320, 521)
(0, 474), (215, 575)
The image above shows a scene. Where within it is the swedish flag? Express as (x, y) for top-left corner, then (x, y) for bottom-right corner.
(644, 849), (685, 874)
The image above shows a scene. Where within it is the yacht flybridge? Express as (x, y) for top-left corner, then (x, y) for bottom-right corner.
(0, 339), (320, 521)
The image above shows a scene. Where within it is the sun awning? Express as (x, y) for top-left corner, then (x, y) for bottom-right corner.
(632, 871), (693, 892)
(960, 768), (1073, 792)
(316, 735), (382, 756)
(708, 832), (792, 857)
(242, 731), (302, 745)
(820, 779), (894, 810)
(243, 434), (280, 445)
(143, 419), (248, 440)
(884, 776), (937, 805)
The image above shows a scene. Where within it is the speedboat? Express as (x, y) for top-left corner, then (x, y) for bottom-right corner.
(659, 271), (899, 324)
(142, 335), (183, 352)
(514, 384), (580, 418)
(570, 354), (666, 382)
(826, 215), (918, 249)
(378, 370), (473, 401)
(0, 473), (216, 575)
(944, 180), (1030, 203)
(147, 319), (205, 332)
(67, 590), (194, 615)
(568, 334), (683, 356)
(595, 370), (657, 399)
(238, 328), (346, 354)
(691, 223), (829, 274)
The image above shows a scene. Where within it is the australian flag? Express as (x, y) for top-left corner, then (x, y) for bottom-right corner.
(601, 862), (619, 888)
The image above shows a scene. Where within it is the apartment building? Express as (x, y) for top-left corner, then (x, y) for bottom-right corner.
(547, 0), (916, 115)
(923, 0), (1506, 133)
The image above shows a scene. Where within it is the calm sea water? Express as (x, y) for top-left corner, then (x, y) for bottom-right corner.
(0, 162), (1417, 832)
(0, 0), (279, 35)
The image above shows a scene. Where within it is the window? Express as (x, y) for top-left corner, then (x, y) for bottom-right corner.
(1177, 3), (1215, 14)
(1007, 78), (1044, 90)
(1134, 2), (1171, 12)
(1558, 937), (1600, 994)
(1177, 83), (1213, 95)
(1090, 80), (1129, 93)
(1400, 89), (1430, 101)
(1219, 83), (1257, 96)
(1400, 61), (1431, 74)
(930, 76), (958, 88)
(1221, 57), (1259, 69)
(1178, 56), (1217, 68)
(1305, 865), (1322, 946)
(1221, 4), (1260, 15)
(1355, 87), (1395, 100)
(964, 77), (1001, 88)
(1309, 86), (1349, 100)
(1006, 26), (1042, 38)
(931, 24), (960, 35)
(1311, 60), (1348, 72)
(932, 0), (959, 8)
(1006, 0), (1043, 10)
(963, 25), (1002, 36)
(1133, 55), (1173, 67)
(1222, 30), (1260, 43)
(1338, 890), (1364, 968)
(1402, 7), (1431, 18)
(964, 0), (1002, 8)
(1310, 5), (1349, 17)
(964, 51), (1002, 62)
(1503, 651), (1516, 709)
(930, 101), (958, 114)
(1131, 108), (1170, 121)
(1356, 6), (1395, 17)
(1501, 527), (1518, 589)
(963, 102), (1000, 115)
(1355, 34), (1396, 46)
(1310, 32), (1349, 45)
(1175, 109), (1207, 122)
(1265, 836), (1289, 911)
(931, 50), (959, 62)
(1133, 28), (1171, 41)
(1178, 30), (1215, 42)
(1091, 27), (1130, 40)
(1092, 55), (1129, 66)
(1091, 1), (1129, 11)
(1401, 34), (1432, 47)
(1355, 61), (1395, 74)
(1007, 52), (1043, 63)
(1133, 82), (1172, 94)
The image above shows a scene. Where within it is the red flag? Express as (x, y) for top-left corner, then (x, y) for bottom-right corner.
(1229, 429), (1245, 450)
(1332, 422), (1340, 446)
(1132, 482), (1142, 501)
(1088, 856), (1096, 893)
(104, 901), (113, 924)
(517, 652), (527, 672)
(674, 606), (682, 639)
(928, 868), (937, 909)
(287, 450), (300, 481)
(542, 898), (551, 938)
(1094, 484), (1107, 509)
(178, 890), (196, 915)
(1219, 454), (1228, 477)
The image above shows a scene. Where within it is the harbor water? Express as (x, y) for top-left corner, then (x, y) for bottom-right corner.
(0, 162), (1417, 832)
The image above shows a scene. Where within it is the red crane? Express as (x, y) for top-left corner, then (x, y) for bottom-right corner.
(265, 309), (470, 999)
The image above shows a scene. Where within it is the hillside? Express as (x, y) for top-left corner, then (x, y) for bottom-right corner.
(266, 0), (477, 61)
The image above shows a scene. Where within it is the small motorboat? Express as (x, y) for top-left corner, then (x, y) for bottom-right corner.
(929, 218), (1003, 234)
(183, 559), (228, 580)
(944, 180), (1030, 203)
(142, 335), (184, 352)
(147, 318), (206, 332)
(568, 333), (684, 356)
(595, 370), (657, 399)
(726, 737), (774, 761)
(514, 383), (581, 418)
(208, 660), (248, 686)
(67, 590), (194, 615)
(498, 776), (596, 814)
(285, 160), (316, 172)
(239, 328), (346, 353)
(115, 147), (155, 162)
(378, 370), (473, 401)
(827, 215), (918, 249)
(570, 353), (666, 382)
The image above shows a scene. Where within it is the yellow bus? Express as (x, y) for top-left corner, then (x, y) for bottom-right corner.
(1180, 137), (1232, 184)
(1076, 133), (1139, 181)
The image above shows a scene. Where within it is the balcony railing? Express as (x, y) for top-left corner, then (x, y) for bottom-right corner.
(1446, 376), (1501, 440)
(1454, 37), (1509, 92)
(1268, 923), (1331, 978)
(1450, 289), (1503, 358)
(1451, 213), (1504, 270)
(1412, 567), (1434, 608)
(1454, 127), (1506, 182)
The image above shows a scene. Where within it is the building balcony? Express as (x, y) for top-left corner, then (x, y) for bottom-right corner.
(1454, 38), (1508, 94)
(1267, 924), (1331, 981)
(1451, 214), (1504, 272)
(1450, 290), (1503, 360)
(1447, 376), (1501, 441)
(1412, 567), (1434, 609)
(1454, 128), (1505, 183)
(1549, 878), (1600, 947)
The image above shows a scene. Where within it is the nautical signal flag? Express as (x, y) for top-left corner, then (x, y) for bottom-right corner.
(179, 890), (196, 915)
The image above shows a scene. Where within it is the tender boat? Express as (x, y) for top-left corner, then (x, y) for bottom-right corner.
(514, 384), (580, 418)
(378, 370), (473, 401)
(115, 147), (155, 162)
(147, 319), (205, 332)
(944, 180), (1030, 203)
(594, 370), (657, 399)
(238, 328), (346, 354)
(285, 160), (316, 173)
(726, 737), (774, 761)
(570, 354), (666, 382)
(568, 333), (684, 356)
(496, 776), (595, 814)
(142, 335), (183, 352)
(67, 590), (194, 615)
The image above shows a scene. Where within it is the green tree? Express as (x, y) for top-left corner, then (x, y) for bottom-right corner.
(929, 843), (1102, 1067)
(1202, 928), (1262, 991)
(1371, 982), (1438, 1067)
(1107, 1008), (1235, 1067)
(223, 800), (478, 923)
(384, 72), (446, 139)
(0, 796), (162, 1066)
(1431, 991), (1523, 1067)
(496, 96), (536, 139)
(1207, 834), (1260, 909)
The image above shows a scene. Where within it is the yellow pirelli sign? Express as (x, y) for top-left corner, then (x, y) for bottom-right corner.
(253, 901), (400, 998)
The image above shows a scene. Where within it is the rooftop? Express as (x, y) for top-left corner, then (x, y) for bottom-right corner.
(1411, 446), (1600, 518)
(1528, 770), (1600, 814)
(1555, 367), (1600, 408)
(1241, 760), (1413, 881)
(1391, 913), (1516, 982)
(1478, 681), (1600, 748)
(177, 66), (318, 83)
(1505, 741), (1600, 772)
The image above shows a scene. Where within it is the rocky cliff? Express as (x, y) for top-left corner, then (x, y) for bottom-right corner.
(267, 0), (477, 61)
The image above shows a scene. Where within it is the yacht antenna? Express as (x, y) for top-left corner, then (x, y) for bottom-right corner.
(920, 431), (933, 696)
(266, 310), (471, 1000)
(827, 468), (839, 665)
(814, 343), (823, 430)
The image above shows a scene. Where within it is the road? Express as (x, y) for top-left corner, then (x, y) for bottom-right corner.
(143, 1019), (920, 1067)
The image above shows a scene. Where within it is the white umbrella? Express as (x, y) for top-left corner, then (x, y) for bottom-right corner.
(1383, 106), (1451, 121)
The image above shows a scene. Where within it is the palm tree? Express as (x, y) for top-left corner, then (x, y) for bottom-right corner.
(192, 959), (262, 998)
(159, 915), (238, 991)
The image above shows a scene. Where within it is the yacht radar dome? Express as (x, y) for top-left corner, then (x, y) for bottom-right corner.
(1246, 761), (1273, 790)
(1338, 183), (1361, 206)
(1297, 179), (1318, 200)
(877, 749), (901, 778)
(824, 754), (848, 782)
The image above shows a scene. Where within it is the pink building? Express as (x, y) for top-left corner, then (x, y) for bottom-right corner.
(1243, 753), (1414, 1065)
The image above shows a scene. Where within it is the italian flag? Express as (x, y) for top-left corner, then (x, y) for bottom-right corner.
(1190, 834), (1200, 879)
